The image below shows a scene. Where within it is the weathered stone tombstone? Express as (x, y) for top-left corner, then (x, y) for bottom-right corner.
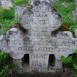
(72, 11), (77, 21)
(72, 0), (77, 21)
(0, 0), (13, 9)
(15, 6), (26, 20)
(0, 0), (77, 75)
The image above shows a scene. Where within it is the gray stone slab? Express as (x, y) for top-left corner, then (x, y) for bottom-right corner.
(0, 0), (77, 73)
(15, 6), (26, 20)
(1, 0), (13, 9)
(20, 0), (61, 30)
(72, 0), (77, 21)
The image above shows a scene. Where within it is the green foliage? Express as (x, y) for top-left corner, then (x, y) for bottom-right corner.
(0, 8), (14, 20)
(14, 0), (28, 6)
(54, 0), (77, 33)
(0, 51), (9, 77)
(70, 21), (77, 33)
(60, 51), (77, 67)
(59, 0), (73, 2)
(73, 63), (77, 70)
(0, 65), (8, 77)
(1, 19), (18, 34)
(61, 56), (72, 65)
(0, 52), (8, 65)
(0, 8), (18, 35)
(61, 50), (77, 77)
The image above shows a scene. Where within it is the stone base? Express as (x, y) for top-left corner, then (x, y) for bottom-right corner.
(17, 72), (63, 77)
(15, 68), (73, 77)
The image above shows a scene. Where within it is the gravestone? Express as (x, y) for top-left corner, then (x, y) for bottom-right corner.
(72, 0), (77, 21)
(15, 6), (26, 19)
(29, 0), (51, 5)
(72, 11), (77, 21)
(0, 0), (77, 74)
(0, 0), (13, 9)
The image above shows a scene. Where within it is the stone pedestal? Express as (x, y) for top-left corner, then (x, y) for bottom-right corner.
(54, 59), (62, 71)
(13, 59), (22, 68)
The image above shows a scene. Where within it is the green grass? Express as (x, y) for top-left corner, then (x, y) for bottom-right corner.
(0, 9), (17, 35)
(14, 0), (28, 6)
(0, 7), (14, 34)
(53, 0), (77, 33)
(0, 51), (9, 77)
(0, 0), (29, 35)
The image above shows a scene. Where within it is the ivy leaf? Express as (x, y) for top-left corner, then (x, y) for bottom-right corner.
(73, 63), (77, 70)
(74, 50), (77, 54)
(61, 56), (72, 64)
(66, 56), (72, 63)
(61, 56), (67, 64)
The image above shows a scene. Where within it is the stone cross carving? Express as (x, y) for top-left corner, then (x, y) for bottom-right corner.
(0, 0), (13, 9)
(0, 0), (77, 73)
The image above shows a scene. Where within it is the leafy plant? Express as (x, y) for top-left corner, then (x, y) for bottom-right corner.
(59, 0), (73, 2)
(61, 50), (77, 77)
(61, 56), (72, 66)
(0, 51), (9, 77)
(0, 52), (8, 65)
(0, 65), (8, 77)
(0, 8), (14, 20)
(14, 0), (28, 6)
(54, 0), (76, 33)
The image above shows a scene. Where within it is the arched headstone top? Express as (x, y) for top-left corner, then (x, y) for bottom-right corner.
(20, 0), (61, 32)
(29, 0), (51, 4)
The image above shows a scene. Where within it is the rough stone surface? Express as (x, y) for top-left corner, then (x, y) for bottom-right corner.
(72, 10), (77, 21)
(29, 0), (51, 5)
(72, 0), (77, 21)
(0, 0), (13, 9)
(15, 6), (26, 19)
(0, 0), (77, 74)
(29, 0), (58, 4)
(20, 0), (61, 31)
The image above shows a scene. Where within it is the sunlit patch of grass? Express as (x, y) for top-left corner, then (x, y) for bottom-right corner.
(14, 0), (28, 6)
(54, 0), (76, 33)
